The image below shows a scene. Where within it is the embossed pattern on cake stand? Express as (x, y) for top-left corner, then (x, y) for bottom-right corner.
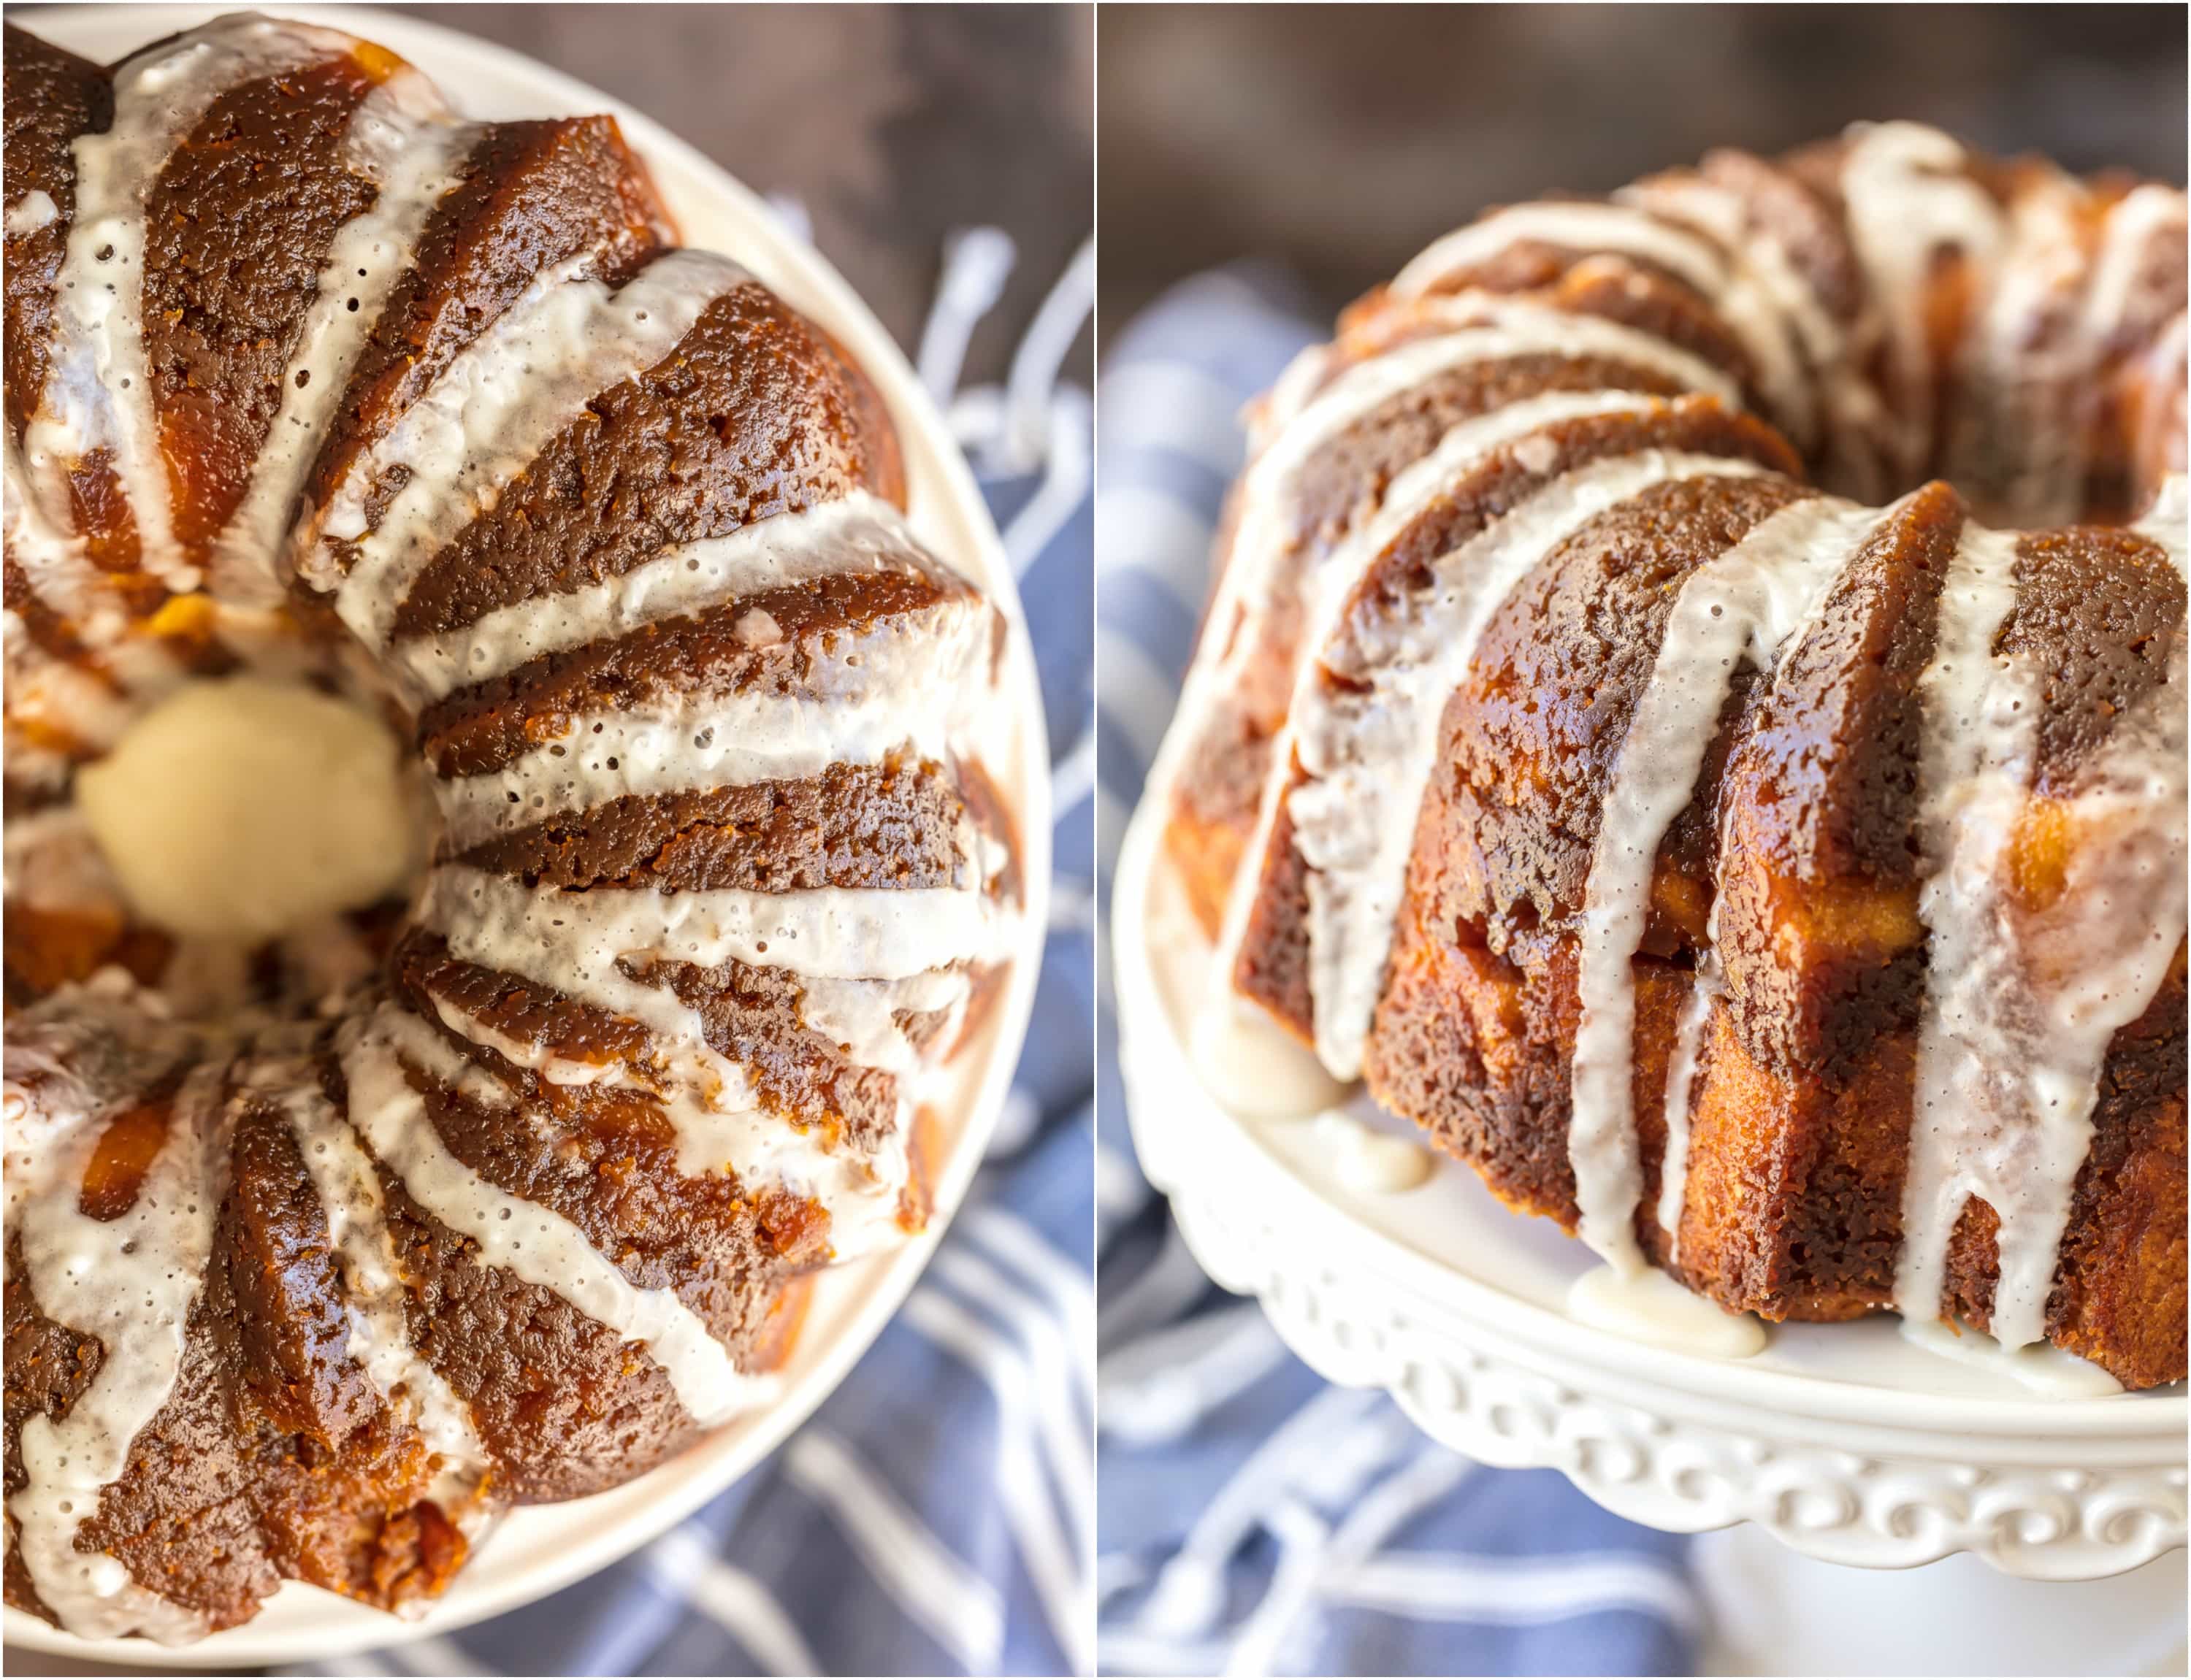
(1112, 786), (2187, 1592)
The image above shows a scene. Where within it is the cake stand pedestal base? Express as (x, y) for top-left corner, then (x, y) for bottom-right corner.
(1694, 1527), (2186, 1676)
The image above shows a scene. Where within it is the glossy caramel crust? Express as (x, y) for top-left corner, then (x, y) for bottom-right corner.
(450, 759), (974, 891)
(1234, 402), (1804, 1035)
(4, 1232), (102, 1625)
(416, 570), (966, 777)
(302, 116), (677, 519)
(142, 54), (386, 561)
(2003, 526), (2187, 792)
(389, 284), (906, 640)
(1165, 352), (1705, 936)
(1169, 132), (2187, 1386)
(6, 1094), (467, 1630)
(1372, 236), (1762, 404)
(1, 25), (109, 448)
(1358, 480), (2186, 1385)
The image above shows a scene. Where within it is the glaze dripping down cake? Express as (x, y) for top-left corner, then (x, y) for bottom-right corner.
(3, 13), (1020, 1641)
(1157, 123), (2187, 1389)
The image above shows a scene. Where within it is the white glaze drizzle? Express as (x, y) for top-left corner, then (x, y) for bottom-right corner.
(1158, 298), (1743, 1081)
(422, 865), (1006, 990)
(1163, 297), (1738, 751)
(2, 802), (123, 913)
(1654, 962), (1716, 1266)
(0, 9), (1027, 1637)
(1644, 483), (1878, 1260)
(657, 1078), (914, 1259)
(1897, 1317), (2122, 1397)
(0, 637), (135, 763)
(419, 963), (959, 1258)
(554, 960), (966, 1097)
(1954, 168), (2095, 528)
(1398, 196), (1820, 450)
(5, 189), (58, 235)
(22, 15), (352, 597)
(1894, 505), (2187, 1351)
(1568, 1261), (1766, 1358)
(2, 977), (203, 1213)
(1566, 494), (1882, 1270)
(1615, 174), (1842, 453)
(2021, 185), (2191, 530)
(1283, 450), (1776, 1079)
(798, 967), (974, 1079)
(269, 1069), (489, 1495)
(389, 491), (929, 704)
(1193, 384), (1664, 1047)
(0, 431), (101, 651)
(1839, 123), (2008, 483)
(1188, 998), (1350, 1120)
(8, 1063), (227, 1643)
(1203, 393), (1661, 1030)
(2138, 472), (2190, 564)
(309, 248), (747, 649)
(2133, 312), (2188, 491)
(1394, 201), (1732, 303)
(413, 856), (1001, 1257)
(431, 593), (990, 851)
(2083, 185), (2190, 352)
(340, 1005), (776, 1424)
(1310, 1108), (1435, 1193)
(1179, 137), (2184, 1377)
(424, 990), (651, 1092)
(205, 77), (470, 605)
(1895, 521), (2031, 1330)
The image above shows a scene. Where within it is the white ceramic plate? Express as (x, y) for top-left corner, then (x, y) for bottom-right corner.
(5, 4), (1052, 1666)
(1112, 783), (2186, 1580)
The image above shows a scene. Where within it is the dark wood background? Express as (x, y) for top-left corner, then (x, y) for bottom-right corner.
(1098, 1), (2190, 342)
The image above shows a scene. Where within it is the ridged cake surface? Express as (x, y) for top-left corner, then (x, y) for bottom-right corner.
(1160, 123), (2186, 1390)
(2, 13), (1018, 1641)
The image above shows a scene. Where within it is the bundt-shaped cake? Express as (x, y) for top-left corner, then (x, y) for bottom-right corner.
(4, 13), (1019, 1641)
(1159, 123), (2187, 1389)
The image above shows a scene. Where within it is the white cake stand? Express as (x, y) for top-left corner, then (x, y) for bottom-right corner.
(4, 5), (1050, 1668)
(1111, 790), (2186, 1676)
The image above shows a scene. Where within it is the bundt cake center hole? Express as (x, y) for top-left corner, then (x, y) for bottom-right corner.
(74, 674), (424, 947)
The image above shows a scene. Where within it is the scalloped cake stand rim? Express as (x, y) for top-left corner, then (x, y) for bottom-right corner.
(4, 4), (1051, 1667)
(1111, 780), (2185, 1581)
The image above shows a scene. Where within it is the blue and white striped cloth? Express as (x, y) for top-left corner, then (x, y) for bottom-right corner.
(1093, 266), (1699, 1678)
(299, 227), (1096, 1679)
